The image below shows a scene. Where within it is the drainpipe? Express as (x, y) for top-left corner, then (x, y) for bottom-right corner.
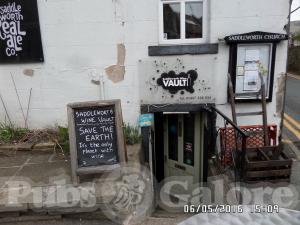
(99, 75), (106, 100)
(279, 0), (293, 146)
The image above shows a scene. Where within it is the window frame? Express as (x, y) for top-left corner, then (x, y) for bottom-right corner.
(159, 0), (208, 45)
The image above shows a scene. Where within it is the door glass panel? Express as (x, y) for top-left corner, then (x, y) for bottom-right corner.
(168, 115), (178, 161)
(183, 114), (195, 166)
(185, 1), (203, 38)
(163, 3), (181, 40)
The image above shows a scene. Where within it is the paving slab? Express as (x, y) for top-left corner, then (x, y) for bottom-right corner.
(0, 166), (20, 179)
(0, 188), (28, 213)
(27, 152), (53, 164)
(12, 160), (71, 185)
(0, 153), (30, 167)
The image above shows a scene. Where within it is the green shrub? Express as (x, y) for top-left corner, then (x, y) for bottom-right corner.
(0, 123), (28, 143)
(57, 126), (70, 153)
(123, 123), (141, 145)
(294, 32), (300, 42)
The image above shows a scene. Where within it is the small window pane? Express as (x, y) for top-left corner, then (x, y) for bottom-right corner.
(185, 1), (203, 39)
(183, 114), (194, 166)
(168, 115), (178, 161)
(163, 3), (181, 40)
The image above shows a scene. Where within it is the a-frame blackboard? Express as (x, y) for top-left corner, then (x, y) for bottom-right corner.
(67, 100), (126, 185)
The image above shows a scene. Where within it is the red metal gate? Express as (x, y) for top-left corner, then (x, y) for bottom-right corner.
(220, 125), (277, 166)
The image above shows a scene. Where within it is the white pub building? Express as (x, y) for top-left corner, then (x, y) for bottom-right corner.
(0, 0), (291, 184)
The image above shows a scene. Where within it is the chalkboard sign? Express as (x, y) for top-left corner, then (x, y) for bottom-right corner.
(74, 105), (119, 167)
(0, 0), (44, 63)
(67, 100), (126, 184)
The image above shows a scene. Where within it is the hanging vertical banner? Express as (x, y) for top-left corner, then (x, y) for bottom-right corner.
(0, 0), (44, 63)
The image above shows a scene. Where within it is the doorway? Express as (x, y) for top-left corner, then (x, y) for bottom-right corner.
(163, 113), (203, 184)
(141, 104), (214, 185)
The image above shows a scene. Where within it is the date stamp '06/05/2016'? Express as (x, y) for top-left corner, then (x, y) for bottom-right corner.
(183, 205), (280, 214)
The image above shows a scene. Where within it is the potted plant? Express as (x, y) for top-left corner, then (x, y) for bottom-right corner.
(123, 123), (142, 164)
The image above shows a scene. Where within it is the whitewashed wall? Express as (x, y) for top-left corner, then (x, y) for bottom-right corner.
(210, 0), (289, 129)
(0, 0), (289, 129)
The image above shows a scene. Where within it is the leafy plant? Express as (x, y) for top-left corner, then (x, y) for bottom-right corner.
(123, 123), (141, 145)
(57, 126), (70, 153)
(294, 32), (300, 42)
(0, 123), (28, 143)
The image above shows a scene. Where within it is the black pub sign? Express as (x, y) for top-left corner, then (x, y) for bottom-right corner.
(0, 0), (44, 63)
(225, 31), (288, 44)
(157, 70), (198, 94)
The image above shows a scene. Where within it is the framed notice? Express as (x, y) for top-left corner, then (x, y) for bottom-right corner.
(225, 31), (288, 102)
(0, 0), (44, 63)
(67, 100), (126, 184)
(230, 43), (274, 102)
(245, 49), (260, 61)
(243, 71), (260, 91)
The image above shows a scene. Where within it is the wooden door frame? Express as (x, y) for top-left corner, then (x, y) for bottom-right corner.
(140, 104), (215, 183)
(164, 113), (203, 182)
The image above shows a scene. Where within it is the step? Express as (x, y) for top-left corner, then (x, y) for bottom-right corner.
(236, 111), (263, 117)
(235, 92), (261, 97)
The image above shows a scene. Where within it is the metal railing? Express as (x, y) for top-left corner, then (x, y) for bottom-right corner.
(209, 106), (249, 182)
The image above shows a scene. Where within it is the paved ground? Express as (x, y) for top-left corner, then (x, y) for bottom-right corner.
(283, 74), (300, 159)
(0, 150), (190, 224)
(0, 150), (71, 186)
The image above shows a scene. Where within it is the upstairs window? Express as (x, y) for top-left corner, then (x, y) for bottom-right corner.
(159, 0), (207, 44)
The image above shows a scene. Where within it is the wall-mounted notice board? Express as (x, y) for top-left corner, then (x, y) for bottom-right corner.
(67, 100), (126, 184)
(225, 31), (288, 102)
